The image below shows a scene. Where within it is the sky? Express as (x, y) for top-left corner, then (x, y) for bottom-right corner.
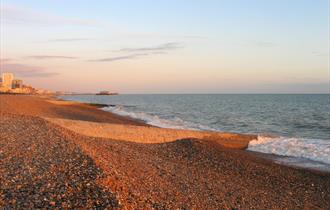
(0, 0), (329, 93)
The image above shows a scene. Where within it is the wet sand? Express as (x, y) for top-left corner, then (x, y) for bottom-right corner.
(0, 94), (329, 209)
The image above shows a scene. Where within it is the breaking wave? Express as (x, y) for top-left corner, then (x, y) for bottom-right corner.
(103, 106), (330, 167)
(103, 105), (215, 131)
(248, 136), (330, 165)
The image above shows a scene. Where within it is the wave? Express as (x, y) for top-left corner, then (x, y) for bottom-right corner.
(103, 105), (215, 131)
(248, 136), (330, 165)
(103, 105), (330, 170)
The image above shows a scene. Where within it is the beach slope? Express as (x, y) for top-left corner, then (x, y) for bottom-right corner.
(0, 95), (329, 209)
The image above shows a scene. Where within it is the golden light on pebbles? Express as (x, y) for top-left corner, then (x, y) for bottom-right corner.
(45, 117), (255, 149)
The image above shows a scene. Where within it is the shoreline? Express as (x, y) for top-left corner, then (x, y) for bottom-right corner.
(9, 94), (330, 172)
(1, 94), (329, 208)
(44, 95), (258, 150)
(49, 96), (149, 126)
(57, 94), (330, 173)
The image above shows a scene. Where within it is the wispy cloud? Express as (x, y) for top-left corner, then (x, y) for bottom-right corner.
(48, 38), (92, 42)
(120, 33), (207, 40)
(117, 42), (183, 53)
(1, 5), (98, 26)
(26, 55), (78, 60)
(90, 42), (182, 62)
(0, 63), (59, 77)
(89, 53), (149, 62)
(0, 58), (12, 63)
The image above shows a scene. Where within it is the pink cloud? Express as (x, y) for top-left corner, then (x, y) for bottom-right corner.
(0, 63), (59, 77)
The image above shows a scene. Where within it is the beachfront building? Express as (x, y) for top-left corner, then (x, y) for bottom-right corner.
(2, 73), (14, 89)
(12, 79), (23, 89)
(0, 72), (52, 94)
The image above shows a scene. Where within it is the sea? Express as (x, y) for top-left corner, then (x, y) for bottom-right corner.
(59, 94), (330, 171)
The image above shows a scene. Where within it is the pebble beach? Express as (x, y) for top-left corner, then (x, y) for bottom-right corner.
(0, 95), (329, 209)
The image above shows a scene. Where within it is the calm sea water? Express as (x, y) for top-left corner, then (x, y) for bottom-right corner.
(60, 94), (330, 139)
(60, 94), (330, 168)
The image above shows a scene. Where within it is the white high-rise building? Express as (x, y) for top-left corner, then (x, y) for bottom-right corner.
(2, 73), (14, 89)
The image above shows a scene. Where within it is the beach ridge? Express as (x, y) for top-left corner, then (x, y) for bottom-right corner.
(1, 95), (329, 209)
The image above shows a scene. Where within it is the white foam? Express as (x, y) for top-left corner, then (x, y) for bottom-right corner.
(103, 105), (330, 170)
(248, 136), (330, 165)
(103, 106), (215, 131)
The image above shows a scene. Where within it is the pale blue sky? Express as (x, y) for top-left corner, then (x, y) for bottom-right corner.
(0, 0), (329, 93)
